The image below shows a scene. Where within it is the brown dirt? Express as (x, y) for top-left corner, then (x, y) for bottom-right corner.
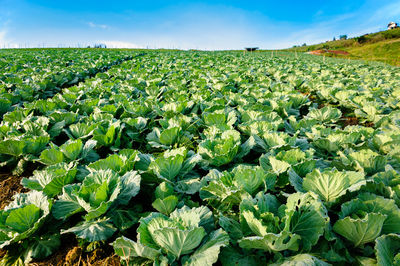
(342, 116), (359, 127)
(364, 121), (375, 127)
(0, 249), (6, 258)
(30, 247), (121, 266)
(30, 235), (121, 266)
(86, 249), (121, 266)
(308, 49), (350, 55)
(29, 235), (77, 266)
(0, 174), (28, 209)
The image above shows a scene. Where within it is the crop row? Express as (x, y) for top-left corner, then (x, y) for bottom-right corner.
(0, 49), (135, 116)
(0, 50), (399, 265)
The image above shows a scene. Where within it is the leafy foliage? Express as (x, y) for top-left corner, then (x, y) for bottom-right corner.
(0, 49), (399, 264)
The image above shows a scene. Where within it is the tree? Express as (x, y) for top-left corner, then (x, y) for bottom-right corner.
(333, 37), (336, 41)
(339, 35), (348, 40)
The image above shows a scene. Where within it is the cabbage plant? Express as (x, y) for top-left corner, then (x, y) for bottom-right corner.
(112, 206), (229, 265)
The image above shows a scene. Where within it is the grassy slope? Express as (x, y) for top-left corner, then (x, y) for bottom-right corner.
(284, 28), (400, 66)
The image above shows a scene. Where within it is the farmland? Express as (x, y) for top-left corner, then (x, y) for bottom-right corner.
(0, 48), (400, 265)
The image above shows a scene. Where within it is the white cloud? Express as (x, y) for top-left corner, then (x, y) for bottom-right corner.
(0, 18), (21, 48)
(0, 29), (19, 48)
(98, 40), (142, 48)
(0, 30), (6, 44)
(88, 22), (109, 29)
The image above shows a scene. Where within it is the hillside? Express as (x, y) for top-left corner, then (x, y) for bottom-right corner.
(285, 28), (400, 66)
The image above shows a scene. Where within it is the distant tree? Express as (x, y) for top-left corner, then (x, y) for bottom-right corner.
(355, 35), (367, 44)
(339, 35), (348, 40)
(333, 37), (336, 41)
(302, 43), (307, 47)
(93, 43), (107, 48)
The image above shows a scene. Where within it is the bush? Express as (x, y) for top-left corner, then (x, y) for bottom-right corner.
(382, 28), (400, 39)
(355, 35), (367, 44)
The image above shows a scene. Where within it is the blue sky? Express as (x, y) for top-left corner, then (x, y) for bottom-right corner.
(1, 0), (400, 49)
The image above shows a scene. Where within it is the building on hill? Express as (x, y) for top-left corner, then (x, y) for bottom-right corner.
(388, 22), (399, 30)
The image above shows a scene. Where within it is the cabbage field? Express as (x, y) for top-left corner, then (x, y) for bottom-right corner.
(0, 48), (400, 265)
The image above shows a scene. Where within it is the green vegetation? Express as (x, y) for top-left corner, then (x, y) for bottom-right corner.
(0, 49), (400, 265)
(287, 28), (400, 66)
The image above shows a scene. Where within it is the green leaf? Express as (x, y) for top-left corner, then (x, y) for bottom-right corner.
(183, 229), (229, 266)
(347, 149), (387, 175)
(232, 165), (269, 195)
(152, 227), (206, 258)
(219, 246), (259, 266)
(52, 185), (84, 220)
(302, 169), (365, 204)
(285, 192), (328, 251)
(307, 106), (342, 123)
(24, 136), (49, 155)
(137, 213), (167, 249)
(5, 205), (41, 233)
(152, 196), (178, 215)
(203, 113), (226, 127)
(89, 182), (108, 207)
(60, 139), (83, 161)
(21, 163), (77, 197)
(242, 210), (271, 236)
(39, 149), (64, 165)
(0, 139), (25, 157)
(29, 234), (61, 259)
(93, 122), (119, 147)
(151, 155), (184, 180)
(67, 123), (94, 139)
(201, 180), (245, 210)
(198, 130), (241, 167)
(48, 121), (66, 138)
(159, 127), (180, 145)
(272, 254), (330, 266)
(87, 154), (125, 173)
(339, 193), (400, 235)
(0, 191), (51, 248)
(269, 156), (291, 175)
(117, 171), (141, 205)
(61, 219), (116, 241)
(110, 209), (138, 231)
(239, 231), (300, 252)
(0, 98), (11, 114)
(43, 172), (76, 198)
(155, 182), (175, 199)
(170, 206), (214, 232)
(333, 213), (387, 247)
(112, 236), (161, 261)
(218, 215), (243, 241)
(375, 234), (400, 266)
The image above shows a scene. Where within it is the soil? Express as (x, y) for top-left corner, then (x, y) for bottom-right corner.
(308, 49), (350, 55)
(30, 236), (121, 266)
(0, 173), (28, 209)
(364, 121), (375, 127)
(341, 116), (359, 128)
